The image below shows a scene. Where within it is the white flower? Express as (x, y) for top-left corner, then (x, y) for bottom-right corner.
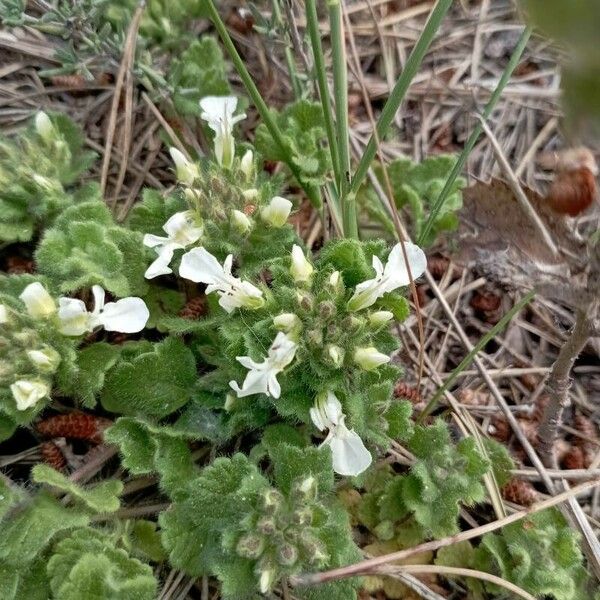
(261, 196), (292, 227)
(310, 392), (372, 477)
(290, 244), (313, 283)
(259, 569), (276, 594)
(27, 346), (61, 373)
(229, 332), (297, 399)
(0, 304), (8, 324)
(143, 211), (202, 279)
(10, 380), (49, 411)
(169, 148), (200, 185)
(199, 96), (246, 169)
(35, 111), (55, 143)
(329, 270), (342, 290)
(231, 209), (252, 234)
(240, 149), (254, 181)
(57, 285), (149, 336)
(348, 242), (427, 311)
(369, 310), (394, 326)
(354, 346), (390, 371)
(180, 247), (264, 313)
(273, 312), (301, 333)
(19, 282), (57, 319)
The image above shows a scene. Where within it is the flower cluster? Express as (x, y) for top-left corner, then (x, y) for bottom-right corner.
(1, 282), (149, 413)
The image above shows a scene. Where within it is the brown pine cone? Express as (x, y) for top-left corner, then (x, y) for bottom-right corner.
(40, 441), (67, 471)
(470, 289), (502, 324)
(393, 382), (421, 405)
(488, 415), (510, 442)
(179, 296), (207, 320)
(427, 254), (450, 279)
(6, 256), (35, 274)
(501, 478), (538, 506)
(573, 413), (598, 467)
(562, 445), (585, 470)
(36, 412), (112, 444)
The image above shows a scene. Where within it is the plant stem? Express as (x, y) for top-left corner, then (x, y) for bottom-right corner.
(418, 25), (532, 245)
(418, 290), (536, 421)
(350, 0), (453, 196)
(204, 0), (321, 208)
(538, 305), (596, 468)
(305, 0), (341, 190)
(328, 0), (356, 238)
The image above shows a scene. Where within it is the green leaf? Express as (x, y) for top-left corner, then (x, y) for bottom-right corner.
(475, 508), (592, 600)
(128, 520), (167, 563)
(104, 417), (196, 499)
(47, 528), (157, 600)
(101, 337), (197, 418)
(126, 188), (187, 236)
(0, 492), (89, 566)
(169, 38), (230, 116)
(31, 464), (122, 514)
(36, 200), (147, 296)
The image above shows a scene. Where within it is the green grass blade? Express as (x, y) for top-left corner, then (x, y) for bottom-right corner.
(306, 0), (341, 190)
(418, 25), (533, 245)
(350, 0), (453, 196)
(204, 0), (322, 208)
(418, 290), (536, 421)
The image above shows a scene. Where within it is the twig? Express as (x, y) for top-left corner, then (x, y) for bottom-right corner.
(538, 306), (597, 468)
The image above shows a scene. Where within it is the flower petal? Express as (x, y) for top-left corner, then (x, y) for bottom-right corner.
(326, 424), (372, 476)
(383, 242), (427, 290)
(179, 247), (226, 284)
(145, 244), (177, 279)
(267, 372), (281, 399)
(57, 297), (90, 336)
(19, 282), (57, 319)
(91, 285), (105, 314)
(99, 297), (150, 333)
(143, 233), (170, 249)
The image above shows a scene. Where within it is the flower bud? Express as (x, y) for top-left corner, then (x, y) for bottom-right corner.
(318, 301), (334, 319)
(259, 568), (276, 594)
(290, 245), (313, 283)
(169, 147), (199, 185)
(35, 111), (55, 143)
(236, 533), (265, 559)
(27, 346), (61, 373)
(240, 149), (254, 181)
(242, 188), (259, 201)
(296, 292), (313, 312)
(307, 329), (323, 347)
(261, 196), (292, 227)
(292, 507), (313, 526)
(354, 347), (390, 371)
(19, 282), (56, 319)
(273, 313), (301, 333)
(0, 304), (8, 324)
(369, 310), (394, 327)
(231, 209), (252, 234)
(341, 315), (362, 332)
(326, 344), (344, 368)
(262, 489), (284, 511)
(328, 270), (343, 291)
(257, 516), (277, 536)
(10, 379), (49, 411)
(224, 393), (236, 412)
(295, 475), (317, 499)
(374, 520), (395, 541)
(277, 542), (298, 567)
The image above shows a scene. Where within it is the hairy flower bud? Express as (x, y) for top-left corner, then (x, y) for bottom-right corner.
(261, 196), (292, 227)
(27, 346), (61, 373)
(240, 149), (254, 181)
(257, 516), (277, 536)
(290, 245), (313, 283)
(296, 292), (313, 312)
(328, 270), (342, 290)
(242, 188), (259, 201)
(0, 304), (8, 324)
(262, 489), (284, 511)
(318, 301), (334, 319)
(326, 345), (344, 368)
(369, 310), (394, 327)
(259, 568), (276, 594)
(273, 312), (301, 333)
(35, 111), (55, 143)
(169, 148), (199, 185)
(19, 283), (56, 319)
(10, 379), (49, 411)
(277, 542), (298, 567)
(307, 329), (323, 347)
(236, 533), (265, 559)
(231, 209), (252, 234)
(292, 507), (313, 526)
(373, 520), (395, 541)
(354, 347), (390, 371)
